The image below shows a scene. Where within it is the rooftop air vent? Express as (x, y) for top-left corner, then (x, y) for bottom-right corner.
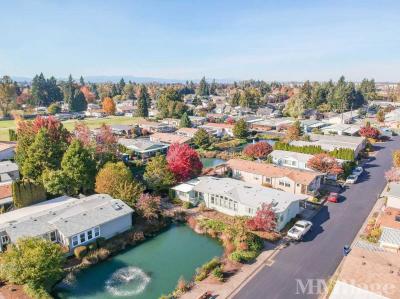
(112, 202), (122, 211)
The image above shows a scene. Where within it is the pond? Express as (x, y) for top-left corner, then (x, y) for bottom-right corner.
(201, 158), (226, 168)
(54, 225), (223, 299)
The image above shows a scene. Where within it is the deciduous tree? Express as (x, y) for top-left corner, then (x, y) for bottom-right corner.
(307, 153), (343, 175)
(359, 126), (380, 139)
(136, 193), (161, 219)
(393, 150), (400, 168)
(102, 97), (116, 115)
(285, 120), (302, 141)
(166, 143), (203, 182)
(243, 142), (272, 159)
(247, 203), (277, 232)
(143, 155), (176, 193)
(0, 237), (65, 291)
(95, 162), (143, 206)
(0, 76), (17, 116)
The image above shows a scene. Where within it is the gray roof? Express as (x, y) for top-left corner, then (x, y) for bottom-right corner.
(193, 176), (306, 212)
(270, 150), (346, 164)
(0, 194), (133, 241)
(291, 133), (364, 151)
(0, 161), (18, 174)
(386, 182), (400, 199)
(118, 138), (169, 153)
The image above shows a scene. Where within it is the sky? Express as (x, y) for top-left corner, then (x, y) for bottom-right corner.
(1, 0), (399, 82)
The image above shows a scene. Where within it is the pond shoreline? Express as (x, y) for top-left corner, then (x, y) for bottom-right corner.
(53, 216), (224, 299)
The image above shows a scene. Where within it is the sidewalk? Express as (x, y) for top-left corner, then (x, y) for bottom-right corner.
(180, 242), (282, 299)
(319, 185), (389, 299)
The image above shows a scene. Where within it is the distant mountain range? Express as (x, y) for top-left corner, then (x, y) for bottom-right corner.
(10, 75), (235, 84)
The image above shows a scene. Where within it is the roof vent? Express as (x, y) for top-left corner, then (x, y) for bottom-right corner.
(112, 202), (122, 211)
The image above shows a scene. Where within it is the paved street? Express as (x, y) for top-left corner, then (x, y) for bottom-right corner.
(234, 137), (400, 299)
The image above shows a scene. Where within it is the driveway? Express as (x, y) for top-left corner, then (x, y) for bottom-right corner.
(233, 137), (399, 299)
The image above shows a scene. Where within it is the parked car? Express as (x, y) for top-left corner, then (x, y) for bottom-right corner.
(327, 192), (339, 203)
(352, 167), (363, 177)
(346, 174), (358, 184)
(287, 220), (313, 240)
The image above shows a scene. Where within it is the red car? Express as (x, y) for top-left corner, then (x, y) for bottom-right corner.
(327, 192), (339, 203)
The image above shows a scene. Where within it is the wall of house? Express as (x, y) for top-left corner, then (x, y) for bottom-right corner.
(232, 169), (312, 195)
(387, 196), (400, 209)
(100, 214), (133, 239)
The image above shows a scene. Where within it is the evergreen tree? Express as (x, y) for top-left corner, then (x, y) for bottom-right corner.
(0, 76), (17, 116)
(30, 73), (47, 106)
(192, 95), (202, 106)
(193, 128), (211, 149)
(179, 112), (192, 128)
(197, 76), (209, 96)
(21, 129), (63, 182)
(233, 119), (249, 139)
(119, 78), (126, 91)
(136, 85), (149, 117)
(70, 89), (87, 112)
(210, 79), (217, 95)
(79, 76), (85, 86)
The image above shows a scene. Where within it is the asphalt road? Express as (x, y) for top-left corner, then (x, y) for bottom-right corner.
(234, 136), (400, 299)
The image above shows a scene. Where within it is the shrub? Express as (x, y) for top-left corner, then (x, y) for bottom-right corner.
(87, 242), (98, 251)
(195, 257), (221, 281)
(198, 202), (207, 212)
(199, 219), (226, 233)
(229, 250), (258, 263)
(74, 246), (87, 259)
(182, 201), (192, 209)
(24, 283), (53, 299)
(212, 266), (224, 281)
(12, 179), (47, 208)
(95, 248), (111, 261)
(96, 237), (107, 247)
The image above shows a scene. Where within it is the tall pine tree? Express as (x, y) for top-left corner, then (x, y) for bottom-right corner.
(136, 85), (149, 117)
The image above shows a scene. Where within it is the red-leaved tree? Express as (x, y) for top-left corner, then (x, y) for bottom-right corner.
(247, 203), (277, 232)
(73, 121), (92, 147)
(166, 143), (203, 182)
(136, 193), (162, 219)
(307, 153), (343, 175)
(226, 117), (235, 125)
(95, 124), (117, 155)
(385, 167), (400, 182)
(243, 141), (272, 159)
(359, 126), (380, 139)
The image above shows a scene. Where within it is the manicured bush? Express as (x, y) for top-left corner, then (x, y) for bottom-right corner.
(229, 250), (258, 263)
(74, 246), (87, 259)
(87, 242), (98, 251)
(24, 283), (53, 299)
(212, 266), (224, 281)
(182, 201), (192, 209)
(199, 219), (226, 233)
(195, 257), (221, 281)
(96, 237), (107, 248)
(12, 179), (47, 208)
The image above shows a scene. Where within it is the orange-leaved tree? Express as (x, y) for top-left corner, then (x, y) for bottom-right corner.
(102, 97), (116, 115)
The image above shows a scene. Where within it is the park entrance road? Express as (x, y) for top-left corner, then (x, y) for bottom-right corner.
(234, 137), (399, 299)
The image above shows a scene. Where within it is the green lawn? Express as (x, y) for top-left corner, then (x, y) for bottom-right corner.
(0, 116), (141, 141)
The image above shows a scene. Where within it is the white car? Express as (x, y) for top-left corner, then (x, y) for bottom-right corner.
(287, 220), (313, 240)
(346, 174), (358, 184)
(352, 167), (363, 177)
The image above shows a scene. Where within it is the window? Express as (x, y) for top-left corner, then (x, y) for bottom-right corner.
(285, 182), (290, 187)
(395, 215), (400, 222)
(94, 227), (100, 237)
(279, 180), (285, 186)
(72, 236), (78, 247)
(265, 177), (271, 183)
(248, 208), (253, 214)
(49, 231), (57, 242)
(234, 202), (238, 211)
(87, 230), (93, 240)
(1, 235), (9, 244)
(80, 233), (86, 243)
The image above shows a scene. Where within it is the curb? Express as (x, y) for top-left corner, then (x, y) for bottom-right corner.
(225, 243), (285, 299)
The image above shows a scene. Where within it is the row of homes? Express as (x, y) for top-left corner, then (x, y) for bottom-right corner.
(173, 176), (306, 231)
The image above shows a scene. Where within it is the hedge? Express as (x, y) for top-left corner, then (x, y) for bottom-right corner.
(12, 180), (47, 208)
(274, 142), (355, 161)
